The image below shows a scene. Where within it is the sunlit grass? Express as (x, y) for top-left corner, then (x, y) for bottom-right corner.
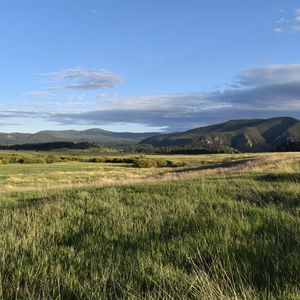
(0, 152), (299, 299)
(0, 152), (299, 192)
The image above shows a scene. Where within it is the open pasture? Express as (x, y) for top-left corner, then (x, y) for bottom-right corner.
(0, 152), (299, 299)
(0, 152), (299, 192)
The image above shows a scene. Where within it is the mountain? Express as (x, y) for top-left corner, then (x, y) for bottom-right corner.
(140, 117), (300, 152)
(1, 117), (299, 151)
(0, 129), (158, 146)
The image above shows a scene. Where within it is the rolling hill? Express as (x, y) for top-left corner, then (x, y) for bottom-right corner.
(1, 117), (299, 151)
(0, 129), (158, 146)
(140, 117), (300, 152)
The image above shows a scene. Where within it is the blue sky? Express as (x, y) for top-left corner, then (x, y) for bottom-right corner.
(1, 0), (300, 132)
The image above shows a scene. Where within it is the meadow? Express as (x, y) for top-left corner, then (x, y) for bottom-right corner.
(0, 151), (299, 299)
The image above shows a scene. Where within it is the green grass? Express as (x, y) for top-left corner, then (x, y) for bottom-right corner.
(0, 152), (253, 192)
(0, 152), (299, 299)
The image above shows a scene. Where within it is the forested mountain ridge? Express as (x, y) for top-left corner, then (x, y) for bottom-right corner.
(140, 117), (300, 152)
(0, 129), (158, 146)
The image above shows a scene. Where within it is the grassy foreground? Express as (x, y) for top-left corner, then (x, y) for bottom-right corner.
(0, 153), (299, 299)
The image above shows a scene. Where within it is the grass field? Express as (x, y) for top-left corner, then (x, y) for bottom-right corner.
(0, 152), (299, 299)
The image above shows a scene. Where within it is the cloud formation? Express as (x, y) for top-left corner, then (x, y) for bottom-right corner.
(234, 64), (300, 86)
(1, 64), (300, 131)
(26, 91), (56, 99)
(40, 67), (123, 90)
(274, 8), (300, 33)
(48, 64), (300, 130)
(49, 107), (295, 131)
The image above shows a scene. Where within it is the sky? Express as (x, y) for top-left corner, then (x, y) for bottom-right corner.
(1, 0), (300, 133)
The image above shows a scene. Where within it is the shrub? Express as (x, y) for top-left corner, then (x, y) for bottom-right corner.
(167, 160), (187, 168)
(155, 158), (168, 167)
(122, 158), (135, 164)
(133, 158), (155, 168)
(133, 158), (168, 168)
(89, 157), (106, 163)
(0, 157), (9, 164)
(45, 155), (63, 163)
(18, 157), (47, 164)
(88, 157), (135, 164)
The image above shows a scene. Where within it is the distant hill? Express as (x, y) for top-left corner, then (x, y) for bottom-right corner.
(140, 117), (300, 152)
(0, 129), (158, 146)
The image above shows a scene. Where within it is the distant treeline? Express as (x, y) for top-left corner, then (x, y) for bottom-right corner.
(123, 144), (238, 154)
(0, 141), (97, 151)
(0, 152), (184, 168)
(276, 140), (300, 152)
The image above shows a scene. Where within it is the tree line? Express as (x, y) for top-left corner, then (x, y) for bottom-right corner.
(122, 144), (238, 154)
(0, 141), (97, 151)
(276, 140), (300, 152)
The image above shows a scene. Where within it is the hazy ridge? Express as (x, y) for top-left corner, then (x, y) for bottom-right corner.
(0, 117), (299, 151)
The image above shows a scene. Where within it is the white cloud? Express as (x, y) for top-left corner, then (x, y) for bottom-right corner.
(292, 25), (300, 32)
(274, 8), (300, 33)
(39, 67), (123, 90)
(26, 91), (56, 99)
(49, 64), (300, 129)
(2, 64), (300, 131)
(276, 18), (285, 24)
(110, 93), (230, 111)
(235, 64), (300, 86)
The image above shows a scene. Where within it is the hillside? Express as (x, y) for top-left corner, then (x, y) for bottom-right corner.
(140, 117), (300, 152)
(1, 117), (299, 151)
(0, 129), (158, 146)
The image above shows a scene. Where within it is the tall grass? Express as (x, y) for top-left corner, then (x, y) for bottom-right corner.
(0, 170), (299, 299)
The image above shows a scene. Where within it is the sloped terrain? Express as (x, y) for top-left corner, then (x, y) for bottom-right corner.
(0, 129), (158, 146)
(141, 117), (300, 152)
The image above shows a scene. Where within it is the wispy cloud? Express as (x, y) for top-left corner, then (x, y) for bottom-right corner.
(274, 8), (300, 33)
(234, 64), (300, 86)
(26, 91), (57, 99)
(291, 25), (300, 32)
(109, 93), (230, 111)
(39, 67), (123, 90)
(48, 64), (300, 130)
(273, 27), (283, 33)
(2, 64), (300, 131)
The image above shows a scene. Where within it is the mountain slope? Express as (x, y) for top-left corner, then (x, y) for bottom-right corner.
(0, 129), (158, 146)
(140, 117), (300, 152)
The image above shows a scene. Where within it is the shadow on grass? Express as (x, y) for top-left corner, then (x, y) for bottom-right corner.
(256, 173), (300, 183)
(169, 158), (255, 174)
(236, 190), (300, 209)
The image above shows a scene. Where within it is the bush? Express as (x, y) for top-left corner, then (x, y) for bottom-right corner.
(0, 157), (9, 164)
(88, 157), (136, 164)
(17, 157), (46, 164)
(120, 157), (135, 164)
(167, 160), (187, 168)
(133, 158), (168, 168)
(133, 158), (187, 168)
(45, 155), (63, 163)
(89, 157), (106, 163)
(155, 158), (168, 167)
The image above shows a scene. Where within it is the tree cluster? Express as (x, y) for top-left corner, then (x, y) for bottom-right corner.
(276, 140), (300, 152)
(0, 141), (97, 151)
(123, 144), (238, 154)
